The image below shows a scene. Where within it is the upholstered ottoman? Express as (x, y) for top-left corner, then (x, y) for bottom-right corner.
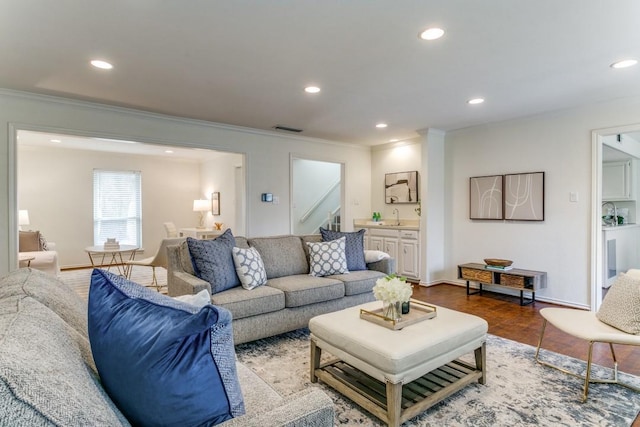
(309, 301), (488, 427)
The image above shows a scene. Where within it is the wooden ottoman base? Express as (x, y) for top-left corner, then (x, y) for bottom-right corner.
(311, 339), (486, 427)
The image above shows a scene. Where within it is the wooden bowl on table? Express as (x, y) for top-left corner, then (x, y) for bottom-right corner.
(484, 258), (513, 267)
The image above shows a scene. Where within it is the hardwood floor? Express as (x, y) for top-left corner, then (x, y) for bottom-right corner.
(412, 283), (640, 426)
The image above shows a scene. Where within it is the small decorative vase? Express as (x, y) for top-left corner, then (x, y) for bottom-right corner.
(383, 301), (402, 322)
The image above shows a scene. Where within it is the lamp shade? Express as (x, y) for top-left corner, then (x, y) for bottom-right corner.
(193, 199), (210, 212)
(18, 210), (30, 226)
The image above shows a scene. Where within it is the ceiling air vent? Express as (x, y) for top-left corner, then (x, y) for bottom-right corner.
(273, 125), (303, 133)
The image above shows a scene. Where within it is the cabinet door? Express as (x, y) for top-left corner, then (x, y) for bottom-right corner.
(369, 236), (384, 251)
(383, 238), (398, 261)
(399, 240), (419, 279)
(603, 160), (631, 200)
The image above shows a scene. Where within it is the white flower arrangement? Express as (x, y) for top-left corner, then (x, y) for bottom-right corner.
(372, 274), (413, 304)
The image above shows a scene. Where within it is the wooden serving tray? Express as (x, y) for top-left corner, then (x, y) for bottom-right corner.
(359, 300), (437, 330)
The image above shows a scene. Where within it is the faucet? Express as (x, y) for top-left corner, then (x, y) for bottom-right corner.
(392, 208), (400, 226)
(602, 201), (618, 226)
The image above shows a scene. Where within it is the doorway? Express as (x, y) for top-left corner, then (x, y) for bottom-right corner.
(592, 126), (640, 310)
(291, 157), (343, 235)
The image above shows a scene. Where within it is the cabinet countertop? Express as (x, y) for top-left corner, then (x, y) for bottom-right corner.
(603, 223), (639, 231)
(354, 223), (419, 231)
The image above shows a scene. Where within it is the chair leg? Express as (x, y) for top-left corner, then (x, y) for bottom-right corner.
(536, 323), (640, 402)
(582, 342), (594, 402)
(151, 266), (159, 291)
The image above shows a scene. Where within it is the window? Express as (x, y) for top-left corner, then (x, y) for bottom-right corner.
(93, 169), (142, 246)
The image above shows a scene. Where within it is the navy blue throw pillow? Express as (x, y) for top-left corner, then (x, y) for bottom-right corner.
(88, 269), (245, 426)
(320, 228), (367, 271)
(187, 228), (240, 293)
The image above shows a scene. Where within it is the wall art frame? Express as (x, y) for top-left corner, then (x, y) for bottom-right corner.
(385, 170), (419, 204)
(504, 172), (545, 221)
(211, 192), (220, 215)
(469, 174), (504, 220)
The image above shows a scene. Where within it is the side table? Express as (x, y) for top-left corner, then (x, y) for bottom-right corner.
(85, 245), (139, 277)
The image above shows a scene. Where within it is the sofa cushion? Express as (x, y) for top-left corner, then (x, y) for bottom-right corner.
(320, 228), (367, 271)
(187, 229), (241, 293)
(329, 269), (387, 296)
(232, 246), (268, 290)
(249, 235), (309, 279)
(88, 269), (245, 426)
(18, 230), (43, 252)
(597, 272), (640, 334)
(211, 285), (285, 320)
(307, 237), (349, 277)
(0, 294), (129, 426)
(267, 274), (344, 307)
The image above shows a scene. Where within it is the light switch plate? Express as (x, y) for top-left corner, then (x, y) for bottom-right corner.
(570, 192), (578, 202)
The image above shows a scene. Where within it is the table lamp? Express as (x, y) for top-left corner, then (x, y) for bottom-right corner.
(193, 199), (210, 228)
(18, 210), (30, 231)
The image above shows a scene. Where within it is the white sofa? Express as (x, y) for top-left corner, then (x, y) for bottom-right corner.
(18, 230), (60, 276)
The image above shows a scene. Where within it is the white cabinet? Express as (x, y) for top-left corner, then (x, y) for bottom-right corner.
(603, 160), (633, 201)
(602, 225), (640, 287)
(364, 227), (420, 280)
(398, 230), (419, 278)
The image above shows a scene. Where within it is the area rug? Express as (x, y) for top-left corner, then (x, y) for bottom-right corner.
(235, 329), (640, 426)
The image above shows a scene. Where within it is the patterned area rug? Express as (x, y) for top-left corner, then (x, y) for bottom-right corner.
(236, 329), (640, 426)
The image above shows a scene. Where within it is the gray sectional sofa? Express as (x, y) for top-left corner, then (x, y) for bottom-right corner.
(0, 268), (334, 426)
(167, 234), (396, 345)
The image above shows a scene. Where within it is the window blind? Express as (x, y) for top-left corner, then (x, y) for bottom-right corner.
(93, 169), (142, 246)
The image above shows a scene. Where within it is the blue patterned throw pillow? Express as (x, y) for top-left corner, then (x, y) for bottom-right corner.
(320, 228), (367, 271)
(232, 246), (267, 290)
(307, 237), (349, 277)
(88, 269), (245, 426)
(187, 229), (240, 293)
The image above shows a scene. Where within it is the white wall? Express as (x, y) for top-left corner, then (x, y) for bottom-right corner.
(445, 97), (640, 308)
(371, 141), (422, 222)
(0, 90), (372, 276)
(17, 144), (201, 267)
(200, 152), (244, 235)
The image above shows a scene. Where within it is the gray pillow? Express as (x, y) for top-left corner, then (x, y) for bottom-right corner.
(320, 228), (366, 271)
(596, 272), (640, 334)
(187, 229), (240, 293)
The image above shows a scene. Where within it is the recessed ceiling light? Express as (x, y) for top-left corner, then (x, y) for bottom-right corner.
(50, 139), (61, 143)
(468, 98), (485, 105)
(304, 86), (321, 94)
(389, 139), (399, 142)
(165, 150), (174, 154)
(419, 27), (445, 41)
(90, 60), (113, 70)
(376, 123), (388, 129)
(611, 59), (638, 69)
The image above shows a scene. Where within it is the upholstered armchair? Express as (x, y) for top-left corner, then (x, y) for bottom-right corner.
(18, 230), (60, 276)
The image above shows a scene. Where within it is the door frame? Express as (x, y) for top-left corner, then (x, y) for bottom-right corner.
(591, 123), (640, 310)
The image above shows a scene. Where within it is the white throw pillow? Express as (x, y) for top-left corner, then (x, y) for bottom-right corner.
(172, 289), (211, 308)
(232, 246), (267, 290)
(596, 272), (640, 334)
(364, 250), (390, 263)
(306, 237), (349, 277)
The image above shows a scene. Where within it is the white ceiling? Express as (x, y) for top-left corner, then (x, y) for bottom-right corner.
(2, 1), (640, 146)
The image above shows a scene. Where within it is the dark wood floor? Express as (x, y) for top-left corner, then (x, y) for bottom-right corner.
(412, 284), (640, 426)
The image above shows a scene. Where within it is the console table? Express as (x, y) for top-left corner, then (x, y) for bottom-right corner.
(457, 263), (547, 306)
